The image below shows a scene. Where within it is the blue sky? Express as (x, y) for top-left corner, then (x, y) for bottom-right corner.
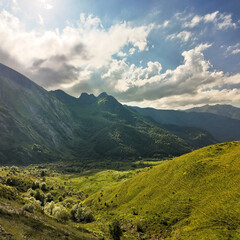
(0, 0), (239, 109)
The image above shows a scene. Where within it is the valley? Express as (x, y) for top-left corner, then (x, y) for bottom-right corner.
(0, 64), (240, 239)
(0, 142), (240, 239)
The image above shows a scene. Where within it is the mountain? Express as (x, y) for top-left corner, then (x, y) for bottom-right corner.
(0, 63), (215, 164)
(187, 104), (240, 120)
(131, 106), (240, 142)
(87, 141), (240, 239)
(0, 63), (75, 164)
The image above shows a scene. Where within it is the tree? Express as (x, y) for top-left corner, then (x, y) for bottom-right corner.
(109, 220), (122, 240)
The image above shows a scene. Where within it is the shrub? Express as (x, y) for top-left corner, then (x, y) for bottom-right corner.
(46, 193), (53, 202)
(0, 183), (18, 200)
(109, 220), (122, 240)
(71, 204), (94, 223)
(52, 205), (70, 222)
(44, 201), (55, 216)
(23, 203), (34, 213)
(32, 181), (40, 190)
(27, 188), (35, 197)
(40, 182), (47, 191)
(34, 189), (45, 205)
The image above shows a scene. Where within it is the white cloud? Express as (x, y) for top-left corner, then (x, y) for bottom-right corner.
(40, 0), (53, 10)
(126, 88), (240, 110)
(167, 31), (193, 42)
(182, 11), (236, 30)
(117, 51), (127, 57)
(0, 10), (154, 88)
(85, 43), (240, 109)
(11, 0), (20, 12)
(225, 43), (240, 56)
(129, 48), (136, 55)
(0, 9), (239, 109)
(232, 49), (240, 54)
(163, 20), (169, 28)
(217, 13), (236, 29)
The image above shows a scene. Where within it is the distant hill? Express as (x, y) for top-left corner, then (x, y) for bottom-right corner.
(87, 141), (240, 239)
(0, 63), (216, 164)
(131, 106), (240, 142)
(187, 104), (240, 120)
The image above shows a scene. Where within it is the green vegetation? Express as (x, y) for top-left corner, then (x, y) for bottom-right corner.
(86, 141), (240, 239)
(1, 142), (240, 239)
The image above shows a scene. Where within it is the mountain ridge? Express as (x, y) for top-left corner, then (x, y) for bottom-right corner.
(0, 63), (214, 164)
(131, 106), (240, 142)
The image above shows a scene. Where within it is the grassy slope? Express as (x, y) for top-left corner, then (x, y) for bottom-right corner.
(0, 199), (96, 240)
(86, 141), (240, 239)
(0, 165), (146, 239)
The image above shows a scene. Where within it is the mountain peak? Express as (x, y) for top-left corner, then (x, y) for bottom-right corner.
(97, 92), (108, 99)
(0, 63), (36, 90)
(78, 92), (97, 105)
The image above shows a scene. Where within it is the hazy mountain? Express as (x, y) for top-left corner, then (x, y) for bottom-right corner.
(187, 104), (240, 120)
(131, 106), (240, 142)
(0, 63), (216, 164)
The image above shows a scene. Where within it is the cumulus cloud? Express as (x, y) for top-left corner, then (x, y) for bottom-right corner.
(0, 9), (239, 109)
(65, 43), (240, 109)
(0, 9), (154, 88)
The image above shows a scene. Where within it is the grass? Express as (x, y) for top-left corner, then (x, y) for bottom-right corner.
(86, 141), (240, 239)
(1, 142), (240, 239)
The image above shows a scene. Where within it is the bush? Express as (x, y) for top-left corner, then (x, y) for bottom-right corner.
(0, 183), (18, 200)
(46, 193), (53, 202)
(45, 202), (70, 222)
(40, 182), (47, 191)
(23, 203), (34, 213)
(52, 205), (70, 222)
(32, 181), (40, 190)
(44, 201), (55, 216)
(27, 188), (35, 197)
(71, 204), (94, 223)
(34, 189), (45, 205)
(109, 220), (122, 240)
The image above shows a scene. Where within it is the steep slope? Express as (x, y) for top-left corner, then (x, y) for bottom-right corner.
(187, 104), (240, 120)
(0, 63), (75, 164)
(131, 106), (240, 142)
(87, 141), (240, 239)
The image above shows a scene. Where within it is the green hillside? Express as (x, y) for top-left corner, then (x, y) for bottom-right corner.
(86, 141), (240, 239)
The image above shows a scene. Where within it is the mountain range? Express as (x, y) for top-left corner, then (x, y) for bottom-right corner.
(131, 105), (240, 142)
(0, 63), (239, 165)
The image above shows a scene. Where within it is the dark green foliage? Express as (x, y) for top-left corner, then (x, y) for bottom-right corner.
(23, 203), (34, 213)
(34, 189), (45, 205)
(71, 204), (94, 223)
(40, 182), (47, 191)
(109, 220), (122, 240)
(0, 183), (18, 200)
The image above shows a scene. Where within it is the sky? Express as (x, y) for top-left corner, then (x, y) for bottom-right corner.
(0, 0), (240, 109)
